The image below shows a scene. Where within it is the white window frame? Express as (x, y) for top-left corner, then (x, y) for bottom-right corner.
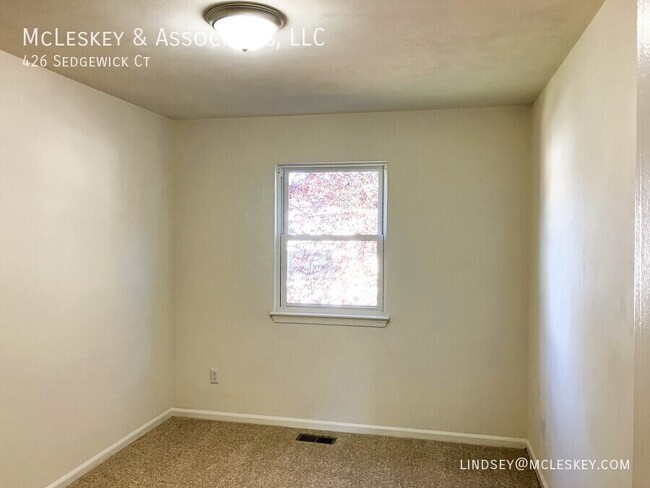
(270, 162), (389, 328)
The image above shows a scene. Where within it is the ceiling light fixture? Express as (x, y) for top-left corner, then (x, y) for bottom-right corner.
(204, 2), (286, 52)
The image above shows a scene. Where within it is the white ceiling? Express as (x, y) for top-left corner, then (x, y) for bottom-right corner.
(0, 0), (604, 119)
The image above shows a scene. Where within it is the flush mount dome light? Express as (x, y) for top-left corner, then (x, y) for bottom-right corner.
(205, 2), (286, 52)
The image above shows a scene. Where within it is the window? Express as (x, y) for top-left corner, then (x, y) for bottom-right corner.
(271, 162), (388, 327)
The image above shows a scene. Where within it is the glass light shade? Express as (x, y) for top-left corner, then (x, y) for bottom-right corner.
(214, 13), (279, 51)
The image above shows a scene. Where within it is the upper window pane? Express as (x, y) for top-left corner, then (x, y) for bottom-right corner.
(287, 170), (380, 235)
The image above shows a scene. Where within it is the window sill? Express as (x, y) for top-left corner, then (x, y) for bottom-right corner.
(270, 312), (389, 328)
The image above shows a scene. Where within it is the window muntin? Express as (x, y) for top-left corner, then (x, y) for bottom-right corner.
(276, 163), (386, 317)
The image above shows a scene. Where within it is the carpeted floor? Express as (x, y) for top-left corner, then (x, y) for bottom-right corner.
(70, 418), (541, 487)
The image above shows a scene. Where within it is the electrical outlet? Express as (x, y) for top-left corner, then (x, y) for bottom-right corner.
(210, 368), (219, 384)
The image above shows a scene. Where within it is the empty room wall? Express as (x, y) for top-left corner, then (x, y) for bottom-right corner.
(172, 106), (531, 439)
(0, 51), (173, 488)
(529, 0), (637, 486)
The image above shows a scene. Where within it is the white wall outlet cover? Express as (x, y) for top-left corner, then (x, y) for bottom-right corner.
(210, 368), (219, 384)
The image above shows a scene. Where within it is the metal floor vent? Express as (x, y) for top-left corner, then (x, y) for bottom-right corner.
(296, 433), (336, 445)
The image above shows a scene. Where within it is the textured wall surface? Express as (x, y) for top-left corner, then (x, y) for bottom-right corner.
(0, 51), (173, 488)
(635, 0), (650, 486)
(172, 107), (531, 439)
(529, 0), (637, 486)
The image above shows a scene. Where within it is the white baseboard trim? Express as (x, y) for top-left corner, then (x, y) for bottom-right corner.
(44, 408), (173, 488)
(43, 407), (532, 488)
(525, 440), (550, 488)
(171, 408), (527, 449)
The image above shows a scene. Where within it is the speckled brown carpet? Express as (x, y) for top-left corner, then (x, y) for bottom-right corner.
(70, 417), (541, 487)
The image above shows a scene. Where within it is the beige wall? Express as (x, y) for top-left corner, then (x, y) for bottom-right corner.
(529, 0), (637, 486)
(172, 107), (531, 438)
(0, 51), (173, 487)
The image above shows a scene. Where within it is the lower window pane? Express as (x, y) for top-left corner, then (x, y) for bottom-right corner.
(286, 240), (378, 307)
